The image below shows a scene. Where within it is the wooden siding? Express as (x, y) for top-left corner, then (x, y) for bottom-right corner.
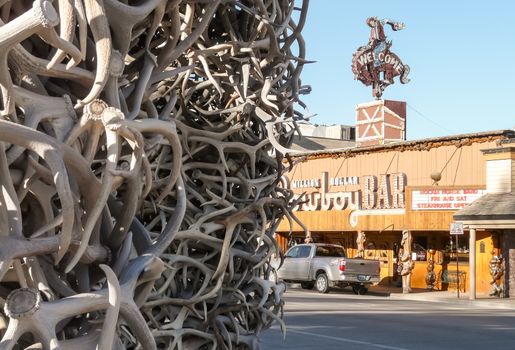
(276, 138), (506, 293)
(278, 189), (476, 232)
(288, 140), (496, 191)
(487, 159), (512, 193)
(280, 140), (498, 233)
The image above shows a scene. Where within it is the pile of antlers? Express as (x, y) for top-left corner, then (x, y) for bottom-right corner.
(0, 0), (310, 349)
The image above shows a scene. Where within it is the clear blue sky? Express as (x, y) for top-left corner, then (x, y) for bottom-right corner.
(298, 1), (515, 140)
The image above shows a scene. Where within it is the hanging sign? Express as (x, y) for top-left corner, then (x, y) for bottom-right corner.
(351, 17), (410, 98)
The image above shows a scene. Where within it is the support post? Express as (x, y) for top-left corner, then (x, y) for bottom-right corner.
(469, 228), (476, 300)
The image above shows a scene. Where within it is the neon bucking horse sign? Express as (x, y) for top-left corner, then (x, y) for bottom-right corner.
(352, 17), (410, 99)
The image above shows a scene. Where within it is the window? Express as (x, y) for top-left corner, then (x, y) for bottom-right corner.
(315, 245), (345, 258)
(413, 237), (428, 261)
(285, 246), (300, 258)
(297, 246), (311, 258)
(413, 243), (427, 261)
(443, 234), (470, 263)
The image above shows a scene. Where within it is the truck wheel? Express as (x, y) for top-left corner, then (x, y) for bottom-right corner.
(315, 273), (329, 293)
(352, 284), (368, 295)
(300, 282), (314, 290)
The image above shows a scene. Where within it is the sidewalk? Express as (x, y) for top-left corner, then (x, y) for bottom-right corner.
(369, 285), (515, 309)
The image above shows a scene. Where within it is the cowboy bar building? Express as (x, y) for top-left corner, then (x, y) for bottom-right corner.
(276, 100), (515, 297)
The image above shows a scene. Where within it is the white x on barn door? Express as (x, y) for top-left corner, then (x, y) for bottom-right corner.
(358, 105), (382, 140)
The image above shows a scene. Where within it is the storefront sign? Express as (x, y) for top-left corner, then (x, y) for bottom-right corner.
(450, 222), (464, 235)
(291, 178), (320, 189)
(292, 176), (359, 188)
(329, 176), (359, 186)
(411, 189), (485, 210)
(292, 171), (406, 212)
(294, 172), (359, 211)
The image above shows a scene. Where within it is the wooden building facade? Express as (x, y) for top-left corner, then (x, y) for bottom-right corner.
(276, 130), (515, 294)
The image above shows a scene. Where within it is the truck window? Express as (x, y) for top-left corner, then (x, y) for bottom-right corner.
(315, 246), (345, 257)
(297, 246), (311, 258)
(285, 246), (300, 258)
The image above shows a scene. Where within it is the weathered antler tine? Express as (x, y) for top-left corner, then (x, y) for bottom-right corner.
(39, 27), (82, 68)
(97, 264), (121, 350)
(76, 0), (112, 106)
(0, 1), (59, 49)
(103, 0), (164, 56)
(156, 1), (220, 70)
(73, 0), (87, 63)
(0, 0), (59, 116)
(64, 109), (119, 272)
(0, 143), (22, 237)
(122, 119), (182, 204)
(145, 176), (186, 256)
(10, 44), (95, 85)
(0, 121), (74, 264)
(47, 0), (76, 68)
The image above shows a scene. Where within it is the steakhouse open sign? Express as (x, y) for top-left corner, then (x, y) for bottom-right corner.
(411, 189), (486, 210)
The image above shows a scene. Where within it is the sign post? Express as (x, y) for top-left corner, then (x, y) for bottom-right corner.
(450, 222), (464, 298)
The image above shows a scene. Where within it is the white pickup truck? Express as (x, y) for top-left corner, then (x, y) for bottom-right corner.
(277, 243), (380, 294)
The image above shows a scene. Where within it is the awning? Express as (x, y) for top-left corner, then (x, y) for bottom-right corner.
(453, 192), (515, 228)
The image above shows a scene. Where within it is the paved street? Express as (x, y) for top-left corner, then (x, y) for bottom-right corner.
(261, 287), (515, 350)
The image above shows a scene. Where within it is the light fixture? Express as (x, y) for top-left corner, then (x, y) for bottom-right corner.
(430, 171), (441, 186)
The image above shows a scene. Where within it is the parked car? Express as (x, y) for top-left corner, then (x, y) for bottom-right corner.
(277, 243), (381, 294)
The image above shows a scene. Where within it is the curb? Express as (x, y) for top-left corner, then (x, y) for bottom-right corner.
(285, 284), (514, 310)
(387, 293), (515, 310)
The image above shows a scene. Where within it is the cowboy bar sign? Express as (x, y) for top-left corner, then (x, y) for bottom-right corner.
(352, 17), (410, 98)
(292, 171), (406, 212)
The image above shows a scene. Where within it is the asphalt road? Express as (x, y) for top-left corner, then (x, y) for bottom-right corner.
(260, 287), (515, 350)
